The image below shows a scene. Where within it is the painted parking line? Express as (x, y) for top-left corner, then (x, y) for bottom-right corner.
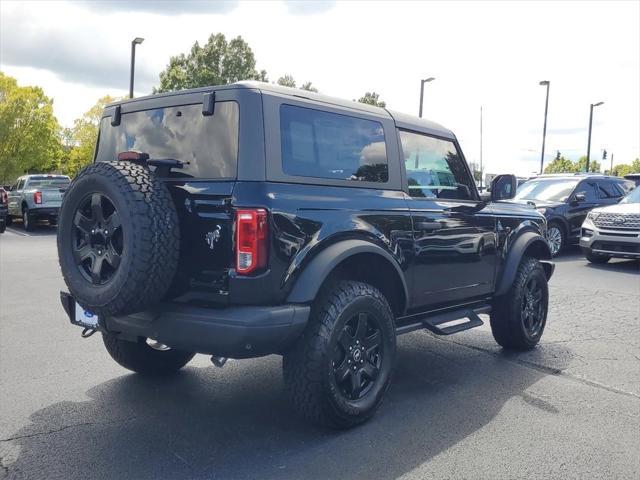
(4, 226), (30, 237)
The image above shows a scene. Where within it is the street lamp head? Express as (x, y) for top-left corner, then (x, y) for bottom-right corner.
(423, 77), (435, 83)
(133, 37), (144, 45)
(592, 101), (604, 107)
(539, 80), (550, 86)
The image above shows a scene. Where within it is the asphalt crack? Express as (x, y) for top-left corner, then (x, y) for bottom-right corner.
(0, 417), (137, 443)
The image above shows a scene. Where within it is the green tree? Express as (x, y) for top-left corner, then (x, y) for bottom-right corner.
(277, 74), (296, 88)
(357, 92), (386, 108)
(543, 154), (576, 174)
(300, 81), (318, 93)
(611, 158), (640, 177)
(61, 96), (115, 177)
(0, 72), (62, 183)
(575, 155), (601, 173)
(155, 33), (268, 93)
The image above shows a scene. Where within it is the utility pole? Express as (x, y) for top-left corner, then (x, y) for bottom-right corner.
(539, 81), (550, 174)
(480, 106), (483, 189)
(610, 152), (614, 174)
(586, 101), (604, 172)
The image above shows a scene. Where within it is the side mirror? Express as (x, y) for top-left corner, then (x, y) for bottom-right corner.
(573, 192), (586, 203)
(490, 174), (517, 202)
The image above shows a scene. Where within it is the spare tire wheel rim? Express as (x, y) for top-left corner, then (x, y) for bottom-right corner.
(72, 193), (123, 285)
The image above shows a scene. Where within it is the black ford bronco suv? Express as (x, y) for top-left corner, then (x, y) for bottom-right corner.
(58, 82), (554, 429)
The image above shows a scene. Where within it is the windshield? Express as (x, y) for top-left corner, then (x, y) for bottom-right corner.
(620, 187), (640, 204)
(514, 179), (579, 202)
(26, 178), (70, 189)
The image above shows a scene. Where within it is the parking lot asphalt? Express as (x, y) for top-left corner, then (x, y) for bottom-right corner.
(1, 225), (639, 480)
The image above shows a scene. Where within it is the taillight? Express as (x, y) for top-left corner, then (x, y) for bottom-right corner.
(34, 191), (42, 204)
(1, 191), (7, 205)
(236, 208), (268, 275)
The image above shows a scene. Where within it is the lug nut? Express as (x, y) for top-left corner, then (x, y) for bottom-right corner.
(348, 359), (351, 364)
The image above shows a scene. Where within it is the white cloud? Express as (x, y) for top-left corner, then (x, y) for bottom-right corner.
(1, 0), (638, 176)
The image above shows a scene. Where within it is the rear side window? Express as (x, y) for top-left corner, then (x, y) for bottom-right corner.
(596, 181), (622, 199)
(96, 102), (239, 179)
(399, 130), (474, 200)
(280, 105), (388, 183)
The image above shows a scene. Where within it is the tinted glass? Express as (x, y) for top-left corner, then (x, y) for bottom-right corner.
(280, 105), (388, 183)
(96, 102), (239, 179)
(26, 178), (70, 188)
(515, 179), (579, 202)
(16, 180), (25, 190)
(596, 180), (621, 198)
(576, 181), (598, 202)
(620, 187), (640, 204)
(399, 130), (474, 200)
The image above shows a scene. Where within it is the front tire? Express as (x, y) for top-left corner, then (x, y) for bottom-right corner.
(102, 333), (195, 376)
(490, 257), (549, 351)
(283, 281), (396, 429)
(585, 251), (610, 264)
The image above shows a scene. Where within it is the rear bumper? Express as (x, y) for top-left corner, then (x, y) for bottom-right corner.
(61, 292), (310, 358)
(28, 207), (59, 217)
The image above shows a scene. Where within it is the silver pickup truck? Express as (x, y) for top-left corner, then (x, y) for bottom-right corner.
(6, 174), (71, 230)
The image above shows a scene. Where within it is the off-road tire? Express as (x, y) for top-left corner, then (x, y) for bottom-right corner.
(57, 161), (180, 317)
(585, 251), (610, 264)
(5, 215), (12, 227)
(283, 280), (396, 429)
(102, 333), (194, 376)
(490, 257), (549, 350)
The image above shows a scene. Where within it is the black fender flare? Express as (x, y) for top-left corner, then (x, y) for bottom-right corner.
(495, 231), (554, 297)
(286, 239), (409, 309)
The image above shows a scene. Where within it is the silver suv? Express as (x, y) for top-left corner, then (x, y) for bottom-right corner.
(6, 174), (70, 231)
(580, 187), (640, 263)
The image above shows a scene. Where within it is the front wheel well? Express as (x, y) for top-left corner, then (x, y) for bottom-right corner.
(319, 252), (406, 316)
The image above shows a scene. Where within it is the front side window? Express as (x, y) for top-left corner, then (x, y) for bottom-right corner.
(280, 105), (388, 183)
(96, 102), (239, 179)
(399, 130), (474, 200)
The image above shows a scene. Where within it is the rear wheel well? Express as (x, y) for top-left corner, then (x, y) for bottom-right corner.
(319, 253), (406, 316)
(21, 201), (29, 213)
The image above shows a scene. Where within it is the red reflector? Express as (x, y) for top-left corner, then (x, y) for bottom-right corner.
(34, 191), (42, 204)
(236, 209), (268, 275)
(117, 151), (150, 162)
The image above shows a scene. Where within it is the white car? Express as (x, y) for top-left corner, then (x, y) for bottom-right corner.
(580, 187), (640, 263)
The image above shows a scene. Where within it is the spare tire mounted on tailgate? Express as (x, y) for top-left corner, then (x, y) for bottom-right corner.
(57, 161), (180, 317)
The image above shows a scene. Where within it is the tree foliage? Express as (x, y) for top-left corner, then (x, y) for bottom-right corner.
(610, 158), (640, 177)
(0, 72), (63, 183)
(543, 154), (600, 174)
(61, 96), (116, 177)
(276, 75), (318, 92)
(357, 92), (386, 108)
(155, 33), (268, 93)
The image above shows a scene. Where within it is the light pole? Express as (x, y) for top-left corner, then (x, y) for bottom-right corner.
(418, 77), (435, 118)
(129, 37), (144, 99)
(539, 80), (550, 174)
(586, 101), (604, 172)
(479, 105), (483, 189)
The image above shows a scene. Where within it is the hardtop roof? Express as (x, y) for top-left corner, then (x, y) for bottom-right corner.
(108, 81), (455, 139)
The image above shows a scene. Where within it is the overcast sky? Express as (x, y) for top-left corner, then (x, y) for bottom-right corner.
(1, 0), (638, 176)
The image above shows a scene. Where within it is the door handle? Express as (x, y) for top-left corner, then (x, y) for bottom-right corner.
(416, 221), (443, 232)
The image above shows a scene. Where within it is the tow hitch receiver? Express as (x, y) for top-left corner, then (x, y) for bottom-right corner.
(60, 291), (101, 331)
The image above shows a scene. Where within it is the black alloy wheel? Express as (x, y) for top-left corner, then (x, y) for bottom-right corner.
(332, 312), (383, 401)
(521, 276), (544, 339)
(72, 193), (123, 285)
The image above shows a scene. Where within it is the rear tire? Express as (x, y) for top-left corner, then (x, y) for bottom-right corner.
(585, 251), (610, 264)
(5, 215), (12, 227)
(283, 280), (396, 429)
(102, 333), (194, 376)
(23, 209), (35, 231)
(490, 257), (549, 351)
(546, 222), (564, 257)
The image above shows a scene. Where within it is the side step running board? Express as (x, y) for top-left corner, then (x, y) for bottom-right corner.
(396, 305), (491, 336)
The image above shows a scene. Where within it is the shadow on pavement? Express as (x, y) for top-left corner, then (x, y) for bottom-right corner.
(5, 222), (58, 237)
(2, 331), (572, 480)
